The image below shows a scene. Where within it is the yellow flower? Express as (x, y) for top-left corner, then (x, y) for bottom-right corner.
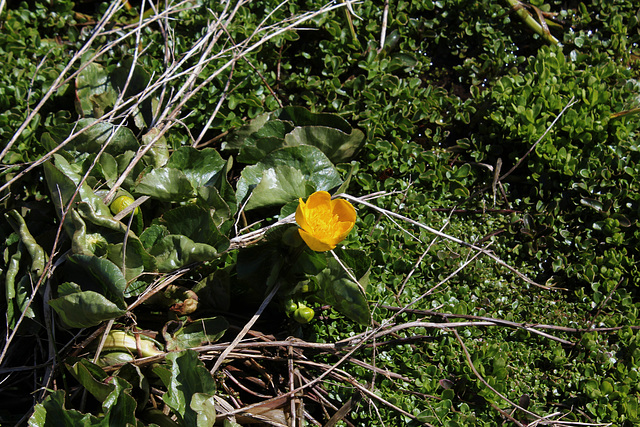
(296, 191), (356, 252)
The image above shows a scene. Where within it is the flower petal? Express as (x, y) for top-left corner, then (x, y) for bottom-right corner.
(298, 228), (335, 252)
(331, 199), (356, 223)
(295, 198), (310, 232)
(306, 191), (332, 209)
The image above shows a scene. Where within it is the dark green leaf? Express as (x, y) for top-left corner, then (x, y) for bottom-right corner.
(68, 254), (127, 307)
(148, 235), (221, 272)
(48, 284), (126, 328)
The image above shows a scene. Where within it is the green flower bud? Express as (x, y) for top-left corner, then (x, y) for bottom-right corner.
(292, 305), (315, 324)
(110, 195), (139, 216)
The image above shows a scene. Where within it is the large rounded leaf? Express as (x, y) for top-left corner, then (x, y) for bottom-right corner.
(284, 125), (365, 163)
(154, 205), (228, 249)
(166, 147), (227, 188)
(148, 235), (220, 272)
(134, 168), (195, 202)
(75, 63), (117, 118)
(236, 145), (342, 211)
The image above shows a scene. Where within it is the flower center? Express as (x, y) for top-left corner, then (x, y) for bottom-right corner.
(308, 205), (340, 238)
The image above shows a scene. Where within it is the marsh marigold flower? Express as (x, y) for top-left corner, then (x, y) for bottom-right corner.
(296, 191), (356, 252)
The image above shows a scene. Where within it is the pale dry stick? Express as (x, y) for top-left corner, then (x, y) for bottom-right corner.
(103, 1), (247, 201)
(379, 0), (389, 51)
(337, 247), (487, 349)
(380, 306), (577, 345)
(92, 319), (116, 365)
(337, 193), (554, 290)
(372, 320), (573, 345)
(111, 0), (148, 110)
(210, 281), (282, 374)
(1, 84), (145, 195)
(295, 359), (429, 426)
(0, 0), (125, 163)
(151, 0), (247, 127)
(126, 266), (192, 312)
(113, 196), (149, 221)
(6, 0), (191, 156)
(152, 0), (353, 121)
(0, 3), (193, 190)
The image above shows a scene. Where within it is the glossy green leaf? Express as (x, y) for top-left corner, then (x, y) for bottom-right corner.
(236, 145), (342, 210)
(236, 120), (294, 163)
(156, 350), (216, 427)
(312, 251), (371, 325)
(139, 224), (169, 250)
(155, 205), (226, 247)
(68, 254), (127, 307)
(190, 393), (217, 427)
(29, 391), (101, 427)
(142, 127), (170, 168)
(101, 376), (138, 427)
(106, 239), (154, 282)
(276, 106), (353, 133)
(284, 125), (365, 163)
(166, 146), (227, 189)
(4, 247), (38, 331)
(75, 62), (117, 118)
(5, 209), (46, 276)
(44, 159), (112, 223)
(195, 185), (233, 232)
(134, 167), (196, 202)
(48, 283), (126, 328)
(148, 235), (221, 272)
(67, 119), (139, 156)
(66, 359), (111, 403)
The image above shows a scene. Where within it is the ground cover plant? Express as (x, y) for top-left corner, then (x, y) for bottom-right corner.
(1, 0), (640, 425)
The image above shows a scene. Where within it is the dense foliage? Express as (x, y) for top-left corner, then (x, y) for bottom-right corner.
(1, 0), (640, 425)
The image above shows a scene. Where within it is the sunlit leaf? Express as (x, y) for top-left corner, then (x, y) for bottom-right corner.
(284, 125), (365, 163)
(166, 146), (227, 188)
(236, 145), (342, 210)
(134, 167), (195, 202)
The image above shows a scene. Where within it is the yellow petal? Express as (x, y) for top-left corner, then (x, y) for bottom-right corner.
(331, 199), (356, 223)
(306, 191), (332, 209)
(298, 228), (335, 252)
(295, 198), (310, 232)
